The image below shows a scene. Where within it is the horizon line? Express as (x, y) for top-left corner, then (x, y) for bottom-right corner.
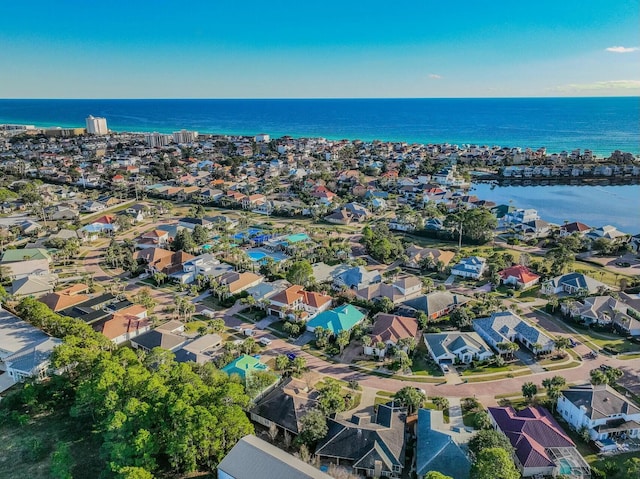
(1, 96), (639, 101)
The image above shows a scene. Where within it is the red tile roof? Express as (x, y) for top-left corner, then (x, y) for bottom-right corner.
(370, 313), (418, 344)
(499, 265), (540, 285)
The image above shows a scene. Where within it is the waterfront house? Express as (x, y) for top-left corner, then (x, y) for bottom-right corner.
(585, 225), (628, 242)
(489, 406), (589, 478)
(559, 221), (591, 237)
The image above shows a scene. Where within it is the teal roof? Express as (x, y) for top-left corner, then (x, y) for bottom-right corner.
(306, 304), (366, 335)
(1, 248), (51, 263)
(221, 354), (268, 380)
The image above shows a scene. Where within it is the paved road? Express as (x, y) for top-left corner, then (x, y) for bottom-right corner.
(224, 306), (639, 405)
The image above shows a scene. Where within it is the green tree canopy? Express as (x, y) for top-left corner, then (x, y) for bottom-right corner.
(470, 447), (519, 479)
(393, 386), (426, 415)
(286, 260), (314, 286)
(424, 472), (454, 479)
(468, 429), (513, 459)
(298, 408), (328, 446)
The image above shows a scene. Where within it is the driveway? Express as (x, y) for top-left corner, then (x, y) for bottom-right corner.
(293, 331), (315, 346)
(514, 347), (545, 374)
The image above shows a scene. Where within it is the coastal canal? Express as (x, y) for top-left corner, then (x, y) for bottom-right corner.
(469, 183), (640, 232)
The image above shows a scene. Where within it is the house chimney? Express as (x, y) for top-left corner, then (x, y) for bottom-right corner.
(374, 460), (383, 478)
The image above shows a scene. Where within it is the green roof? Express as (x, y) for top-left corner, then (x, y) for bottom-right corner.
(306, 304), (366, 335)
(1, 248), (51, 263)
(221, 354), (268, 380)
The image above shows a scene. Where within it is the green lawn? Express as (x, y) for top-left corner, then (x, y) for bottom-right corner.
(184, 320), (208, 334)
(588, 451), (638, 478)
(460, 361), (525, 376)
(465, 370), (531, 383)
(411, 353), (445, 377)
(199, 296), (226, 311)
(543, 361), (581, 372)
(0, 411), (104, 479)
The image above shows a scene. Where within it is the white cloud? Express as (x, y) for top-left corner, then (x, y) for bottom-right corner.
(549, 80), (640, 93)
(605, 46), (639, 53)
(428, 73), (442, 79)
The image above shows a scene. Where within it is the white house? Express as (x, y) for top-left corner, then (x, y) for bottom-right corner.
(4, 337), (62, 383)
(451, 256), (487, 280)
(541, 272), (608, 296)
(266, 285), (332, 320)
(473, 311), (555, 354)
(557, 384), (640, 449)
(423, 332), (493, 365)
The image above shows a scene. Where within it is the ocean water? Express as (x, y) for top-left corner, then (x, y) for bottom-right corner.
(0, 97), (638, 156)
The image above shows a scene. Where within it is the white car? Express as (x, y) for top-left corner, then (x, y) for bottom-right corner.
(442, 365), (450, 373)
(258, 337), (272, 346)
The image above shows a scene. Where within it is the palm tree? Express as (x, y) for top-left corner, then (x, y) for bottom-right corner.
(361, 335), (372, 352)
(432, 396), (449, 411)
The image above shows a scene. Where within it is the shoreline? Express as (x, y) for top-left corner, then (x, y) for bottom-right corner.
(1, 118), (638, 158)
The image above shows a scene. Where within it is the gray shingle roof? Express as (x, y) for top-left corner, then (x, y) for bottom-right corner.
(474, 311), (553, 347)
(416, 408), (470, 478)
(315, 404), (406, 473)
(218, 435), (332, 479)
(561, 384), (640, 420)
(402, 291), (470, 316)
(5, 337), (61, 375)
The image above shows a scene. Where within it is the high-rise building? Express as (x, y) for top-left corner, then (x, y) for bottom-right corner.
(144, 132), (172, 148)
(172, 129), (198, 144)
(85, 115), (108, 135)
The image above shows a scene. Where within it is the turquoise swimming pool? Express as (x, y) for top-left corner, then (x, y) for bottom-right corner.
(246, 249), (288, 263)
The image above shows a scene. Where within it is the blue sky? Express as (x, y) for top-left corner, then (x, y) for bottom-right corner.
(1, 0), (639, 98)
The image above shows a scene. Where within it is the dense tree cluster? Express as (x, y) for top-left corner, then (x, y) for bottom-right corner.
(71, 348), (253, 475)
(361, 224), (405, 263)
(3, 299), (255, 477)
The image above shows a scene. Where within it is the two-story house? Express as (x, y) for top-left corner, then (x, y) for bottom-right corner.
(266, 285), (333, 320)
(557, 384), (640, 450)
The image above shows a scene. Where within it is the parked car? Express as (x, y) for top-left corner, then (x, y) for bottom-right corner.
(258, 337), (272, 346)
(243, 329), (255, 337)
(442, 365), (450, 373)
(286, 353), (297, 361)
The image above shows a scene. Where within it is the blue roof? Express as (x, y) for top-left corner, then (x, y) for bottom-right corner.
(416, 409), (470, 478)
(306, 304), (366, 335)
